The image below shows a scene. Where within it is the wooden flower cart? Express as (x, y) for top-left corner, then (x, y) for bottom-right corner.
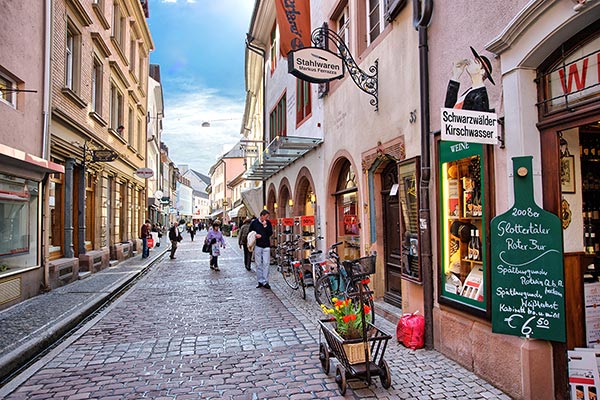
(318, 318), (392, 395)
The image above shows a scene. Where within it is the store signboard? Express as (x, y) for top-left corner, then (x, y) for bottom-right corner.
(288, 47), (344, 83)
(491, 156), (566, 342)
(282, 218), (294, 227)
(441, 108), (498, 145)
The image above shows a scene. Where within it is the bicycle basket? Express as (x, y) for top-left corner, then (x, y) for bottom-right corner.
(348, 255), (376, 276)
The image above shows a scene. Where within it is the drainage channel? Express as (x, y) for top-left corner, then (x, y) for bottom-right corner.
(0, 253), (166, 391)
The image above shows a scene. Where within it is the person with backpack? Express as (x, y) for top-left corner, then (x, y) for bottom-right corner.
(205, 220), (226, 271)
(238, 217), (253, 271)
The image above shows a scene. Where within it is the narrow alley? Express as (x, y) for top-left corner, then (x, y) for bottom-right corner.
(0, 235), (510, 399)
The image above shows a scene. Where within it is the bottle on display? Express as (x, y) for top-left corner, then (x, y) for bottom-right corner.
(467, 229), (475, 260)
(473, 229), (482, 261)
(585, 211), (595, 254)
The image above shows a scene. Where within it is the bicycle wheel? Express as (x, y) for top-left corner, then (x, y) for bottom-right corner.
(281, 260), (300, 290)
(314, 273), (345, 307)
(297, 265), (306, 300)
(346, 279), (375, 324)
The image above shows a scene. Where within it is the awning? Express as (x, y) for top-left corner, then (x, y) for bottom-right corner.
(241, 187), (263, 217)
(0, 143), (64, 180)
(244, 135), (322, 180)
(209, 209), (224, 219)
(228, 204), (245, 219)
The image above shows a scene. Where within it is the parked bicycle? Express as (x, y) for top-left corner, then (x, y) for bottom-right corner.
(314, 242), (376, 323)
(277, 238), (307, 300)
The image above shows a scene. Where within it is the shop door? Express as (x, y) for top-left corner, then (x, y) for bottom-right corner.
(382, 162), (402, 307)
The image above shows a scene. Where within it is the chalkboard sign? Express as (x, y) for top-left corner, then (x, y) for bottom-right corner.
(491, 156), (566, 342)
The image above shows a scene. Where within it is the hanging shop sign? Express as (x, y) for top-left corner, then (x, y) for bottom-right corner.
(92, 149), (118, 162)
(490, 156), (566, 342)
(288, 47), (344, 83)
(135, 168), (154, 179)
(441, 108), (498, 145)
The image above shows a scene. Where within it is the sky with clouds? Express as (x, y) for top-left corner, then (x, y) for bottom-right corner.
(148, 0), (255, 175)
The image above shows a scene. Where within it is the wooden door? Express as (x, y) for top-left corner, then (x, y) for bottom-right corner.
(382, 162), (402, 307)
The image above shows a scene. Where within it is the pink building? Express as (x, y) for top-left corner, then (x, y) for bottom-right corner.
(0, 0), (64, 309)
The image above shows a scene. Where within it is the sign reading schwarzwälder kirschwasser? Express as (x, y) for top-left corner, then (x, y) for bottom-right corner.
(288, 47), (344, 84)
(441, 108), (499, 145)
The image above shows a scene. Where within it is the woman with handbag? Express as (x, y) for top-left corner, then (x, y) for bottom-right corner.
(205, 220), (225, 271)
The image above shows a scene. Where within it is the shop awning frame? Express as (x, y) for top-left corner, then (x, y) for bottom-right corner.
(228, 204), (245, 218)
(244, 135), (322, 180)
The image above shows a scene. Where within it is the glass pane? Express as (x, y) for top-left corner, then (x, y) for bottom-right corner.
(440, 142), (486, 310)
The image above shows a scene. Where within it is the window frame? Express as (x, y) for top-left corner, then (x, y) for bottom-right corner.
(91, 56), (103, 114)
(0, 73), (17, 108)
(296, 79), (311, 125)
(109, 82), (124, 131)
(269, 92), (287, 141)
(366, 0), (386, 45)
(336, 4), (351, 50)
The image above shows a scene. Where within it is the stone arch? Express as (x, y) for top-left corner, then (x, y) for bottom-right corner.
(277, 178), (293, 218)
(293, 167), (317, 216)
(266, 183), (277, 218)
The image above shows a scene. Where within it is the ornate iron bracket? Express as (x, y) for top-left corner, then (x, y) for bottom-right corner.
(311, 26), (379, 111)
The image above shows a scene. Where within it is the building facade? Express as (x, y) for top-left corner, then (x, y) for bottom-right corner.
(245, 0), (600, 398)
(48, 0), (153, 285)
(0, 0), (65, 309)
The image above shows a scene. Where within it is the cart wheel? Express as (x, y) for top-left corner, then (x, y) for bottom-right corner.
(319, 343), (330, 374)
(335, 365), (347, 395)
(379, 359), (391, 389)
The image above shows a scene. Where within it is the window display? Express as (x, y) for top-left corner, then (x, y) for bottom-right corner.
(440, 142), (486, 310)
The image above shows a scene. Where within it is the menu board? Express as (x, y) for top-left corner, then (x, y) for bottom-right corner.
(491, 156), (566, 342)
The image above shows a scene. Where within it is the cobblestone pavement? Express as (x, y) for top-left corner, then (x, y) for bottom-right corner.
(0, 235), (512, 399)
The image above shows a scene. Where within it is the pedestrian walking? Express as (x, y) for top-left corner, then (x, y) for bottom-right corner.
(168, 222), (183, 259)
(238, 217), (253, 271)
(140, 219), (151, 258)
(250, 210), (273, 289)
(205, 220), (226, 271)
(188, 224), (196, 241)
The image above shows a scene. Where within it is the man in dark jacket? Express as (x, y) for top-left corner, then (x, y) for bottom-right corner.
(168, 222), (183, 259)
(249, 210), (273, 288)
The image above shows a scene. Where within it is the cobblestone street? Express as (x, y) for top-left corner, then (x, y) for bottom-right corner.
(1, 236), (511, 399)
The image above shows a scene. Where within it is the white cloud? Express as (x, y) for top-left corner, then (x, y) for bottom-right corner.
(161, 86), (244, 175)
(161, 0), (177, 3)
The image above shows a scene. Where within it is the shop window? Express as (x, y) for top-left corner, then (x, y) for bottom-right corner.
(0, 73), (17, 108)
(85, 172), (94, 248)
(269, 93), (286, 141)
(49, 171), (64, 258)
(0, 175), (39, 270)
(296, 79), (311, 125)
(334, 160), (360, 260)
(398, 158), (422, 283)
(439, 141), (487, 312)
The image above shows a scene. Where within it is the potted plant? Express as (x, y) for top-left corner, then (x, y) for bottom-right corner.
(320, 297), (372, 364)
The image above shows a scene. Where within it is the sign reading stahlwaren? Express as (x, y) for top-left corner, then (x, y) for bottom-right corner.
(441, 107), (498, 145)
(288, 47), (344, 83)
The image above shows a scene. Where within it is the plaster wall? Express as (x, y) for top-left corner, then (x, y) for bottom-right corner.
(0, 0), (46, 156)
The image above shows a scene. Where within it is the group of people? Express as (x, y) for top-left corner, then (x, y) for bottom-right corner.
(202, 210), (273, 289)
(140, 210), (274, 289)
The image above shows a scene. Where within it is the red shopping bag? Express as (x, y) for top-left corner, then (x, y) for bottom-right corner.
(147, 237), (154, 249)
(396, 311), (425, 350)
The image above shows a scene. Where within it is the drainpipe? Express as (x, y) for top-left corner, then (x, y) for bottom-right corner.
(41, 0), (53, 289)
(414, 0), (434, 350)
(245, 35), (267, 207)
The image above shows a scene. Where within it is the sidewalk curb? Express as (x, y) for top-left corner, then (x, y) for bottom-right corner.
(0, 248), (168, 384)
